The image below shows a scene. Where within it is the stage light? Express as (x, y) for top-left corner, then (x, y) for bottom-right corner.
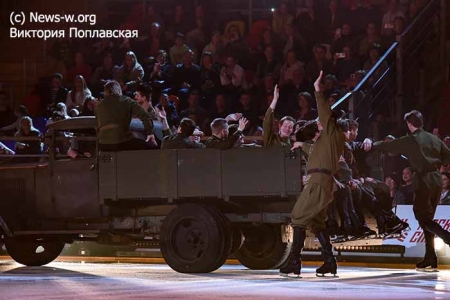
(435, 238), (444, 251)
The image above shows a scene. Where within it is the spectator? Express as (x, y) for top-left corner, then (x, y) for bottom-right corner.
(322, 0), (344, 41)
(155, 93), (179, 128)
(115, 51), (145, 96)
(95, 81), (156, 151)
(166, 5), (190, 39)
(305, 45), (332, 82)
(161, 117), (206, 149)
(432, 127), (441, 139)
(263, 86), (295, 147)
(358, 22), (382, 61)
(91, 38), (114, 68)
(80, 96), (98, 117)
(138, 5), (164, 35)
(67, 52), (93, 86)
(272, 1), (294, 38)
(146, 50), (173, 84)
(399, 166), (414, 205)
(323, 74), (340, 98)
(186, 5), (209, 63)
(14, 116), (42, 159)
(347, 0), (382, 35)
(135, 85), (158, 120)
(90, 52), (118, 96)
(180, 90), (209, 131)
(0, 105), (29, 135)
(170, 33), (190, 66)
(236, 92), (259, 127)
(293, 92), (318, 121)
(46, 103), (70, 127)
(383, 16), (406, 47)
(332, 22), (357, 55)
(220, 55), (246, 92)
(363, 44), (388, 80)
(223, 25), (250, 68)
(441, 172), (450, 205)
(203, 31), (224, 64)
(254, 45), (282, 88)
(257, 28), (281, 60)
(381, 0), (406, 36)
(39, 73), (68, 117)
(210, 94), (232, 120)
(333, 45), (361, 84)
(0, 91), (16, 129)
(205, 117), (248, 150)
(66, 75), (92, 111)
(279, 50), (305, 88)
(328, 93), (340, 106)
(282, 24), (307, 61)
(293, 0), (316, 46)
(200, 52), (221, 107)
(384, 172), (406, 205)
(172, 49), (201, 109)
(143, 22), (168, 61)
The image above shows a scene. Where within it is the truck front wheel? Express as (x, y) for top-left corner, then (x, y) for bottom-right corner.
(235, 224), (291, 270)
(160, 204), (231, 273)
(4, 238), (65, 266)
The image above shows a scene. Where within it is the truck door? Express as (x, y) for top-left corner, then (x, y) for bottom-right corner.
(49, 133), (100, 218)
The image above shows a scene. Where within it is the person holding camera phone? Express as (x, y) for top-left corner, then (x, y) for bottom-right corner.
(332, 45), (361, 85)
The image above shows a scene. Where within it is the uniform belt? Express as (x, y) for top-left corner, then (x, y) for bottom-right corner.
(99, 124), (120, 132)
(307, 168), (333, 176)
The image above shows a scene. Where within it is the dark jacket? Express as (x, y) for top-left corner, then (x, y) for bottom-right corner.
(173, 63), (201, 90)
(373, 128), (450, 190)
(95, 95), (153, 145)
(161, 133), (205, 149)
(205, 130), (243, 150)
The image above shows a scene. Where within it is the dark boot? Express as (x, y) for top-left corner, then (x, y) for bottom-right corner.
(280, 226), (306, 277)
(416, 230), (438, 271)
(385, 216), (410, 236)
(360, 224), (377, 237)
(316, 230), (337, 276)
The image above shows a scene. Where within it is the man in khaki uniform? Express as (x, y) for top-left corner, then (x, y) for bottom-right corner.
(365, 110), (450, 271)
(262, 88), (295, 147)
(280, 71), (346, 277)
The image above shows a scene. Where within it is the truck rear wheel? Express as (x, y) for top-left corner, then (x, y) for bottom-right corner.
(235, 224), (291, 270)
(4, 238), (65, 266)
(160, 204), (231, 273)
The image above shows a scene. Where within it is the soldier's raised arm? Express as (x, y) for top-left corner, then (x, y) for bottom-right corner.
(314, 71), (332, 134)
(262, 86), (279, 146)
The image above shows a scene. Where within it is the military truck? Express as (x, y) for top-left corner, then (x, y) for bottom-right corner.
(0, 117), (308, 273)
(0, 117), (398, 272)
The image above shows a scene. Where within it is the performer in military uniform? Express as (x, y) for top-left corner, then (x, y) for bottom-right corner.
(280, 71), (346, 277)
(205, 117), (248, 150)
(263, 88), (295, 147)
(366, 110), (450, 271)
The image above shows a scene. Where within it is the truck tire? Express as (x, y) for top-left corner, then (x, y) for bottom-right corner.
(4, 238), (65, 266)
(160, 204), (231, 273)
(204, 206), (233, 271)
(235, 224), (291, 270)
